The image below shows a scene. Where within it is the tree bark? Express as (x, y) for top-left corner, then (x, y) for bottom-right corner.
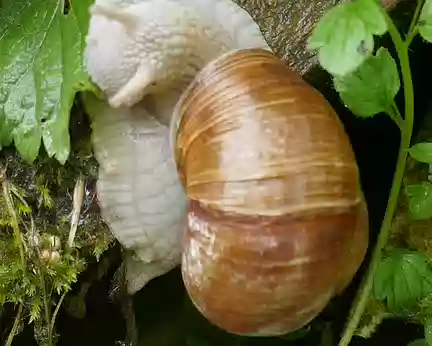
(234, 0), (401, 75)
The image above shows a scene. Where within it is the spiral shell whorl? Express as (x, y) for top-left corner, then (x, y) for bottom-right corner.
(173, 49), (369, 336)
(173, 49), (363, 216)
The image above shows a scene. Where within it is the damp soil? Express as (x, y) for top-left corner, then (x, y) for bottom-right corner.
(4, 2), (432, 345)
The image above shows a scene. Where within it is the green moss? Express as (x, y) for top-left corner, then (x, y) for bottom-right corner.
(0, 99), (114, 345)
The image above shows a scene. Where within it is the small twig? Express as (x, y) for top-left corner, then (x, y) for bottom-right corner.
(67, 174), (85, 249)
(10, 185), (30, 210)
(5, 303), (23, 346)
(82, 188), (96, 215)
(50, 289), (68, 335)
(405, 0), (423, 47)
(39, 267), (52, 346)
(387, 102), (404, 130)
(406, 26), (419, 48)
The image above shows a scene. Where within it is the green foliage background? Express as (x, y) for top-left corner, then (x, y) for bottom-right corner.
(0, 0), (95, 164)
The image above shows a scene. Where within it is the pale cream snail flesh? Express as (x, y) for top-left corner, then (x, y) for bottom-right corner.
(85, 0), (271, 109)
(83, 0), (271, 294)
(82, 95), (188, 295)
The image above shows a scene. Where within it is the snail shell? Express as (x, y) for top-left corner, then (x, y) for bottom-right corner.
(171, 48), (369, 336)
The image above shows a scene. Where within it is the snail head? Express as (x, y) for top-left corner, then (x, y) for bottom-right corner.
(85, 0), (231, 109)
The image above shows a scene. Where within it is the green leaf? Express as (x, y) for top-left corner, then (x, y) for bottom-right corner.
(419, 0), (432, 42)
(29, 295), (42, 323)
(373, 250), (432, 313)
(406, 182), (432, 220)
(409, 142), (432, 164)
(0, 0), (94, 164)
(307, 0), (387, 76)
(333, 47), (400, 118)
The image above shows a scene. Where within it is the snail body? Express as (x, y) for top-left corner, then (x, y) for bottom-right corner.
(84, 0), (270, 293)
(83, 94), (188, 294)
(85, 0), (270, 109)
(172, 48), (369, 336)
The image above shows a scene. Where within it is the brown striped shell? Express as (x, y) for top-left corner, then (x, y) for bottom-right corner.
(171, 48), (369, 336)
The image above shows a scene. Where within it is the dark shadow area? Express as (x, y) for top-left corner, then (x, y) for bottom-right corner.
(55, 246), (126, 346)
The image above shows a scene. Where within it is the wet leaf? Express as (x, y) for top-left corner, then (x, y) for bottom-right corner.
(419, 0), (432, 42)
(307, 0), (387, 76)
(409, 142), (432, 164)
(0, 0), (94, 164)
(406, 182), (432, 220)
(333, 47), (400, 118)
(373, 250), (432, 313)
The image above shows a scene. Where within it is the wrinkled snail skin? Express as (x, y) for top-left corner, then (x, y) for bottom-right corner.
(82, 93), (188, 294)
(172, 49), (369, 336)
(84, 0), (271, 109)
(83, 0), (271, 293)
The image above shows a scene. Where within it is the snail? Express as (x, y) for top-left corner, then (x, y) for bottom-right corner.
(85, 0), (270, 110)
(83, 0), (270, 293)
(82, 95), (188, 294)
(83, 0), (369, 336)
(170, 48), (369, 336)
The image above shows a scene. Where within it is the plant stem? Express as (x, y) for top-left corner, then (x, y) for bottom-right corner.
(338, 10), (416, 346)
(5, 303), (23, 346)
(39, 269), (53, 346)
(50, 290), (68, 337)
(405, 0), (423, 47)
(387, 102), (404, 130)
